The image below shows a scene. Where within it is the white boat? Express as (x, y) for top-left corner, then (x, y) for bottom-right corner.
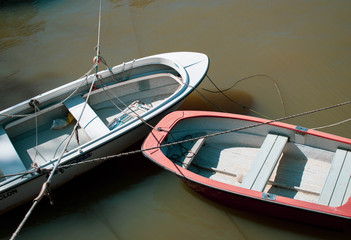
(142, 110), (351, 229)
(0, 52), (209, 214)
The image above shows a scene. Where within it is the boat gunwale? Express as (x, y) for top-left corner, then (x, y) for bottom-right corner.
(0, 52), (205, 124)
(0, 52), (209, 195)
(141, 110), (351, 218)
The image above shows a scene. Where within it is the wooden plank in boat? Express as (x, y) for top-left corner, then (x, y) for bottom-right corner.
(334, 152), (351, 206)
(182, 138), (205, 169)
(318, 149), (351, 206)
(343, 165), (351, 205)
(64, 95), (110, 139)
(0, 126), (27, 177)
(241, 134), (288, 192)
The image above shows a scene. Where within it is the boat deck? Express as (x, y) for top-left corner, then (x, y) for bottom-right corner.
(12, 122), (89, 169)
(5, 73), (182, 170)
(168, 133), (336, 205)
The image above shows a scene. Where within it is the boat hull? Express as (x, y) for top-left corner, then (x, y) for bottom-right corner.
(0, 52), (209, 214)
(182, 176), (350, 230)
(142, 110), (351, 229)
(0, 100), (182, 214)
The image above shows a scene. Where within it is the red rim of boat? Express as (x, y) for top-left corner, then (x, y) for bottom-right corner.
(142, 110), (351, 219)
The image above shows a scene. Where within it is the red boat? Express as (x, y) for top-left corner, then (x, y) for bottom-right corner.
(142, 111), (351, 229)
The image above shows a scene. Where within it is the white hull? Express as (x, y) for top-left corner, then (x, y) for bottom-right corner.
(0, 52), (209, 214)
(0, 101), (181, 213)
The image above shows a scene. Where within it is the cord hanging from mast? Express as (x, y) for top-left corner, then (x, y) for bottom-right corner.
(10, 2), (103, 240)
(94, 0), (102, 73)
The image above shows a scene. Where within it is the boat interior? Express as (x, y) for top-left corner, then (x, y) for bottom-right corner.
(0, 71), (182, 182)
(162, 116), (351, 207)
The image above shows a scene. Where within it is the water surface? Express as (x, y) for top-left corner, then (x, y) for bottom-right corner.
(1, 0), (351, 239)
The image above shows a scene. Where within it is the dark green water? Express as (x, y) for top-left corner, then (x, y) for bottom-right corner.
(1, 0), (351, 239)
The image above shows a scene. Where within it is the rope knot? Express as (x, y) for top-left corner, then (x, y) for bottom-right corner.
(157, 127), (168, 132)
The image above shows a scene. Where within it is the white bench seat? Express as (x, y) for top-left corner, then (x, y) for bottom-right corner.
(64, 95), (110, 139)
(241, 134), (288, 192)
(182, 138), (206, 169)
(318, 149), (351, 207)
(0, 126), (27, 179)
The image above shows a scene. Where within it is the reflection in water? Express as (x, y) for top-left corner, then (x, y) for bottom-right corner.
(129, 0), (155, 9)
(109, 0), (155, 9)
(0, 0), (44, 51)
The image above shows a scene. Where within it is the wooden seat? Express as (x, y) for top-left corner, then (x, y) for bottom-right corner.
(0, 126), (27, 179)
(64, 95), (110, 139)
(318, 149), (351, 207)
(182, 138), (205, 169)
(241, 134), (288, 192)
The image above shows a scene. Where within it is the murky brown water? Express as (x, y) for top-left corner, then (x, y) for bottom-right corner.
(1, 0), (351, 239)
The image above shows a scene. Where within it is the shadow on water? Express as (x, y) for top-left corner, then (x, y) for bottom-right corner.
(180, 89), (254, 116)
(0, 0), (57, 8)
(0, 0), (35, 7)
(0, 140), (161, 238)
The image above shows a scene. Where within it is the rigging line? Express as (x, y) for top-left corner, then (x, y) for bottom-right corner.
(312, 117), (351, 130)
(61, 63), (97, 103)
(0, 170), (37, 179)
(95, 0), (102, 73)
(99, 56), (121, 82)
(10, 201), (39, 240)
(48, 74), (98, 184)
(99, 57), (156, 130)
(0, 63), (97, 119)
(9, 99), (349, 187)
(10, 74), (100, 240)
(56, 99), (351, 169)
(156, 99), (351, 147)
(10, 2), (102, 237)
(98, 79), (124, 113)
(194, 88), (226, 112)
(204, 74), (271, 118)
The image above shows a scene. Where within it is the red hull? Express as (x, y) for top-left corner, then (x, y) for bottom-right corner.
(142, 110), (351, 229)
(182, 177), (350, 230)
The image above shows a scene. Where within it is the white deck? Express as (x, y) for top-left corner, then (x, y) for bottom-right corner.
(6, 73), (181, 170)
(64, 95), (110, 139)
(0, 126), (27, 177)
(0, 52), (209, 214)
(167, 128), (350, 206)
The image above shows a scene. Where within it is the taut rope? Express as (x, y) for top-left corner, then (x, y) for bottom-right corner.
(40, 99), (351, 171)
(9, 1), (103, 239)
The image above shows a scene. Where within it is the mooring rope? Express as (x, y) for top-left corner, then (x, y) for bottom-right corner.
(203, 74), (287, 118)
(96, 71), (156, 130)
(0, 63), (97, 121)
(10, 84), (348, 177)
(6, 79), (351, 239)
(5, 5), (350, 237)
(69, 99), (351, 166)
(194, 88), (226, 112)
(312, 117), (351, 130)
(4, 98), (350, 181)
(38, 99), (351, 172)
(9, 1), (103, 239)
(9, 75), (99, 240)
(94, 0), (102, 74)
